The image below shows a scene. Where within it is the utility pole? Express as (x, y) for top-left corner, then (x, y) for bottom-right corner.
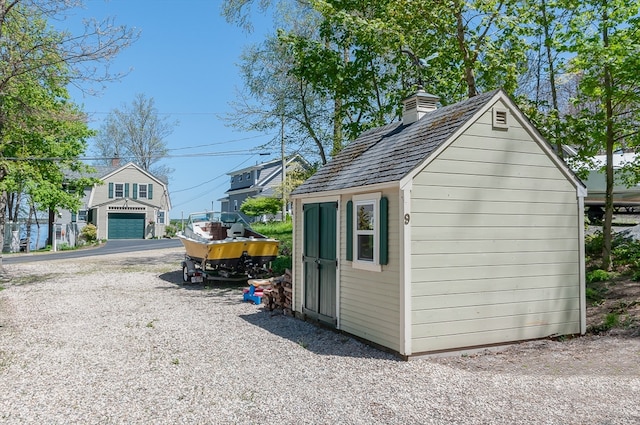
(281, 115), (287, 221)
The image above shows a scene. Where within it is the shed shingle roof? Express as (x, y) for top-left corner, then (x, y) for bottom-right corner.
(292, 89), (500, 195)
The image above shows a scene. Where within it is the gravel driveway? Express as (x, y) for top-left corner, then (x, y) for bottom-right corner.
(1, 248), (639, 424)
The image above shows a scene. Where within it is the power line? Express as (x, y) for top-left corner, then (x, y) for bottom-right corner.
(2, 150), (271, 161)
(166, 134), (266, 151)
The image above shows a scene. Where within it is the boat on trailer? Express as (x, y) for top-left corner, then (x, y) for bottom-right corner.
(177, 211), (279, 282)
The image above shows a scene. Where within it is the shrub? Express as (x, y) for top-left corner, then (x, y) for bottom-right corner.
(612, 237), (640, 267)
(585, 232), (604, 257)
(587, 269), (610, 284)
(240, 197), (282, 218)
(603, 313), (620, 330)
(80, 224), (98, 243)
(164, 224), (177, 238)
(271, 256), (291, 276)
(585, 287), (604, 304)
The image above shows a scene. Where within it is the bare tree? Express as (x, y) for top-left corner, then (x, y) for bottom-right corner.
(93, 93), (175, 182)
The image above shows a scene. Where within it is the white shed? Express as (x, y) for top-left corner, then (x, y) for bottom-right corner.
(290, 89), (586, 358)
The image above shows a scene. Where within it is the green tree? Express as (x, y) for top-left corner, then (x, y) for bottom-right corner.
(0, 1), (136, 261)
(240, 197), (282, 219)
(564, 0), (640, 270)
(93, 93), (175, 182)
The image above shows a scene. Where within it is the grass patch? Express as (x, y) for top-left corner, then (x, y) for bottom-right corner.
(252, 221), (293, 275)
(10, 273), (62, 286)
(252, 221), (292, 254)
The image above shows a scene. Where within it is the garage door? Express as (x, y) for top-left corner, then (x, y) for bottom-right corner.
(108, 213), (145, 239)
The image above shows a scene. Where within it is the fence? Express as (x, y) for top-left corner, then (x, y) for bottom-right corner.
(1, 220), (79, 253)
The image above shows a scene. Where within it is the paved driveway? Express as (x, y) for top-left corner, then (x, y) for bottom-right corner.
(2, 238), (182, 264)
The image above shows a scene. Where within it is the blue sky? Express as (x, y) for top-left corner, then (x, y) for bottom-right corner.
(66, 0), (276, 219)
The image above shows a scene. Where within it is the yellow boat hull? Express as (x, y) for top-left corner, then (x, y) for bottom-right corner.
(178, 234), (279, 266)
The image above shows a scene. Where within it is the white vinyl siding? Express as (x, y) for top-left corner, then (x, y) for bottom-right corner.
(340, 189), (401, 352)
(410, 107), (581, 354)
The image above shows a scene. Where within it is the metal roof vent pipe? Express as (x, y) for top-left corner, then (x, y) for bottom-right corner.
(402, 90), (440, 125)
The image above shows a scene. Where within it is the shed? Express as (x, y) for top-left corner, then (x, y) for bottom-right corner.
(290, 89), (586, 358)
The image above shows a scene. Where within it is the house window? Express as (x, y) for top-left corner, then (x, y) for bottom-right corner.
(157, 211), (165, 225)
(350, 192), (385, 272)
(78, 210), (87, 222)
(139, 184), (148, 199)
(234, 200), (238, 211)
(114, 183), (124, 198)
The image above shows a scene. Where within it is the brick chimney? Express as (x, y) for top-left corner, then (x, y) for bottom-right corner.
(402, 90), (439, 125)
(111, 153), (120, 167)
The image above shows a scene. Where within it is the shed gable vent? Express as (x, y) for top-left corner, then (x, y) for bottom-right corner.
(402, 90), (440, 125)
(493, 108), (508, 129)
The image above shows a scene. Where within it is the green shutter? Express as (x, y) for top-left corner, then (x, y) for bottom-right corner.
(108, 182), (114, 199)
(124, 183), (130, 198)
(346, 200), (353, 261)
(71, 212), (77, 222)
(133, 183), (138, 199)
(379, 196), (388, 265)
(148, 183), (153, 200)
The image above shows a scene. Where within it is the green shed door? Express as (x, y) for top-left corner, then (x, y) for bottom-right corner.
(108, 213), (145, 239)
(302, 202), (337, 326)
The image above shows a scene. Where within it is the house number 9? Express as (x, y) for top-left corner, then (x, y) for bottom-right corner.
(404, 213), (410, 225)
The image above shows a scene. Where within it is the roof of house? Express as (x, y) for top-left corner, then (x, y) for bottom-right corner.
(223, 154), (311, 197)
(292, 89), (502, 196)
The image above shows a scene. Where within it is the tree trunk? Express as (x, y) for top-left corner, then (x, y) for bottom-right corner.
(455, 5), (477, 98)
(601, 10), (614, 271)
(541, 0), (562, 159)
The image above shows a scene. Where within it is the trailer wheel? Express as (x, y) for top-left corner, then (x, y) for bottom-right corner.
(182, 264), (190, 283)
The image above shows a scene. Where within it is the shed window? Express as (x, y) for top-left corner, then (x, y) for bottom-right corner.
(350, 192), (386, 272)
(138, 184), (148, 199)
(356, 202), (375, 261)
(157, 211), (166, 225)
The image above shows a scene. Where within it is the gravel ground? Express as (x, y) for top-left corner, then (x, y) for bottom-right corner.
(0, 248), (639, 425)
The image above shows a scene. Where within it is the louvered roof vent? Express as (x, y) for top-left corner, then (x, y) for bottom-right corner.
(402, 90), (440, 125)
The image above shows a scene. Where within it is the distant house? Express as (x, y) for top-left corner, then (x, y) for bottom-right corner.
(290, 89), (587, 358)
(59, 159), (171, 243)
(219, 155), (311, 222)
(576, 153), (640, 217)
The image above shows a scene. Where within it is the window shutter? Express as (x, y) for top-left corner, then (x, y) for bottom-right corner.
(379, 196), (388, 265)
(133, 183), (138, 199)
(71, 212), (77, 223)
(346, 200), (353, 261)
(124, 183), (130, 198)
(148, 184), (153, 200)
(108, 182), (114, 199)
